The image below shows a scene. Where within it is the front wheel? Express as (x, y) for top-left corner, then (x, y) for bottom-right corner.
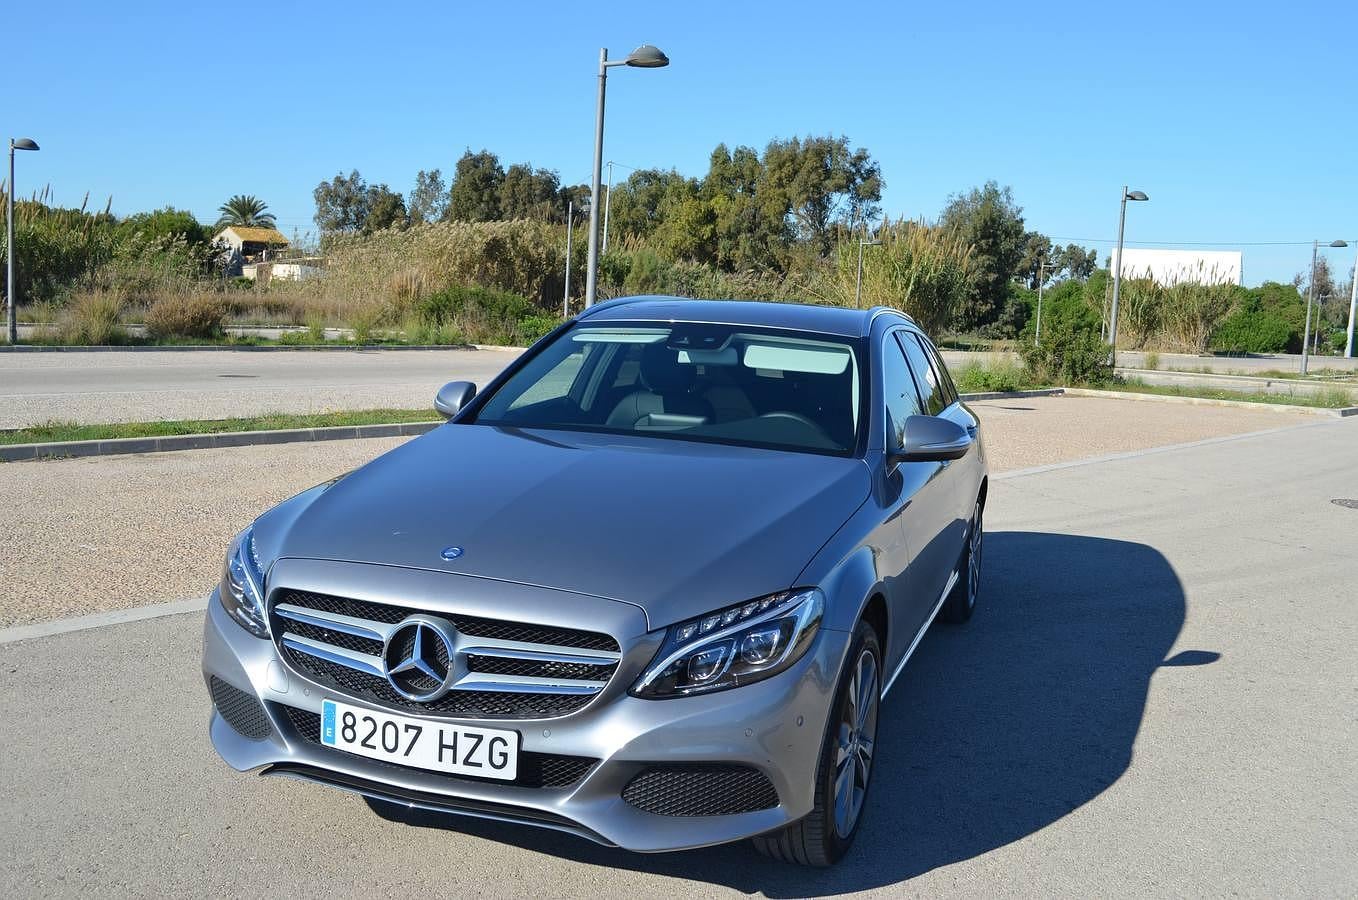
(941, 498), (983, 624)
(752, 621), (881, 866)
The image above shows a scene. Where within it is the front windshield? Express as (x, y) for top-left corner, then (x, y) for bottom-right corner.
(472, 322), (862, 455)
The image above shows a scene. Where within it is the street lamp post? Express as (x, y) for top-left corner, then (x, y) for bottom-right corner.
(6, 137), (40, 344)
(1107, 186), (1148, 364)
(854, 234), (882, 308)
(585, 45), (668, 308)
(1346, 247), (1358, 359)
(1302, 239), (1347, 375)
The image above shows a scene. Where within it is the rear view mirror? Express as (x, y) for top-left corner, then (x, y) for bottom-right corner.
(434, 381), (477, 419)
(893, 415), (972, 463)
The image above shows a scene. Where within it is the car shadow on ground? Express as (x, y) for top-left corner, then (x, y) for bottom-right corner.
(367, 530), (1208, 895)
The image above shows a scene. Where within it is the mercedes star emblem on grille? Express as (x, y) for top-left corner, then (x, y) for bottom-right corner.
(383, 617), (457, 701)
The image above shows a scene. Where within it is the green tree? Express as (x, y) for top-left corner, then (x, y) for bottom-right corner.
(313, 170), (370, 234)
(215, 195), (275, 228)
(759, 135), (882, 253)
(705, 144), (781, 271)
(117, 207), (207, 245)
(363, 185), (408, 233)
(939, 181), (1026, 330)
(605, 169), (691, 240)
(448, 150), (504, 222)
(499, 165), (562, 222)
(1053, 243), (1098, 281)
(408, 169), (448, 224)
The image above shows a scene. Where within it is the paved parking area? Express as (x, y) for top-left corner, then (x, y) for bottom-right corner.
(2, 413), (1353, 896)
(0, 395), (1315, 628)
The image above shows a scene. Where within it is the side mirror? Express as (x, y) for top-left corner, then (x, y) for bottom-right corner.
(892, 415), (972, 463)
(434, 381), (477, 419)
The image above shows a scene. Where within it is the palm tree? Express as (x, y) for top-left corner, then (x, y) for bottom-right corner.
(215, 195), (276, 229)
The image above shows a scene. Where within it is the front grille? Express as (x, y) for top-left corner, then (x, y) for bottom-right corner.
(269, 589), (621, 720)
(280, 706), (597, 789)
(276, 590), (620, 651)
(209, 676), (271, 740)
(622, 765), (780, 817)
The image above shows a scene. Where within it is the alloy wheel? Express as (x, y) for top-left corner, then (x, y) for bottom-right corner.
(967, 504), (983, 609)
(832, 647), (879, 839)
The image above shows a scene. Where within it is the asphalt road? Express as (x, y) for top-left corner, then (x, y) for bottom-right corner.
(3, 416), (1354, 897)
(0, 348), (518, 428)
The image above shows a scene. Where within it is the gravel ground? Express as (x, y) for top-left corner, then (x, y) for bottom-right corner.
(0, 396), (1315, 627)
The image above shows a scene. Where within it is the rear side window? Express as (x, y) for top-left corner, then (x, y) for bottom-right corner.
(882, 335), (922, 450)
(916, 335), (959, 406)
(896, 332), (946, 416)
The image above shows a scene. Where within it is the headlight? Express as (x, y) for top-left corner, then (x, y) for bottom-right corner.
(631, 588), (824, 698)
(220, 525), (269, 637)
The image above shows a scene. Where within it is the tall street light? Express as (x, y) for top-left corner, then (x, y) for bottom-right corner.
(585, 45), (668, 308)
(1107, 186), (1149, 363)
(1302, 239), (1347, 375)
(6, 137), (40, 344)
(854, 233), (882, 308)
(1345, 245), (1358, 359)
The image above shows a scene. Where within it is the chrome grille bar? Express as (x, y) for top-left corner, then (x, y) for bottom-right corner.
(281, 634), (385, 677)
(272, 597), (620, 695)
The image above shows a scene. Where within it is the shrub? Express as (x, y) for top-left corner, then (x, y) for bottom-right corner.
(1020, 316), (1113, 385)
(305, 315), (327, 343)
(952, 360), (1029, 393)
(516, 315), (560, 345)
(278, 330), (308, 345)
(144, 293), (228, 340)
(1210, 308), (1294, 353)
(58, 290), (127, 345)
(1144, 351), (1160, 370)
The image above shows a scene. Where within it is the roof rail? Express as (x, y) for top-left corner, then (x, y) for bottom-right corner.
(576, 295), (654, 319)
(864, 306), (914, 335)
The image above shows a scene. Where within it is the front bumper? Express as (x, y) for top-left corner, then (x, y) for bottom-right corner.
(201, 588), (850, 852)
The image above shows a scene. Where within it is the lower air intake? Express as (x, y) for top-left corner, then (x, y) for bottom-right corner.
(209, 676), (271, 740)
(621, 765), (779, 816)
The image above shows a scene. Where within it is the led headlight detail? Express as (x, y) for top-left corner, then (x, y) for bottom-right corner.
(631, 588), (824, 698)
(220, 525), (269, 637)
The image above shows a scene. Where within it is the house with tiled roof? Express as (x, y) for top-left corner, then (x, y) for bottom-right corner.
(214, 225), (290, 259)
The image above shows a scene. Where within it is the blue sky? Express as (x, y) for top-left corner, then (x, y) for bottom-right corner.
(9, 0), (1357, 285)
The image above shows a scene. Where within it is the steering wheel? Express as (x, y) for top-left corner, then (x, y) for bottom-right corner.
(759, 411), (823, 431)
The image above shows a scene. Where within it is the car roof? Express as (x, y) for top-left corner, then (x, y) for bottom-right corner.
(577, 296), (911, 338)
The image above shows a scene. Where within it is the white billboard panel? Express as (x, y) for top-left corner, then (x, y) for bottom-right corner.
(1109, 248), (1243, 286)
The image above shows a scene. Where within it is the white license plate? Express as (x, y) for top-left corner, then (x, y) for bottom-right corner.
(320, 699), (519, 781)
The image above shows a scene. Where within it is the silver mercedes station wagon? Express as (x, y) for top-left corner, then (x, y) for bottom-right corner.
(202, 296), (987, 866)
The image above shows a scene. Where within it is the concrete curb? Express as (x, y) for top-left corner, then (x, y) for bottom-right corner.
(0, 597), (209, 645)
(0, 420), (441, 462)
(959, 388), (1065, 401)
(1063, 387), (1357, 417)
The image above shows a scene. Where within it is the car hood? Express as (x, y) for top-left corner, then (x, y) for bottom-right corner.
(255, 424), (869, 629)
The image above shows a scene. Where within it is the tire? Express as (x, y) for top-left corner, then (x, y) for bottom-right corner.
(752, 621), (881, 866)
(941, 498), (983, 624)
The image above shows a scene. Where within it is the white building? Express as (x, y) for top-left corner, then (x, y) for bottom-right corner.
(1109, 248), (1243, 286)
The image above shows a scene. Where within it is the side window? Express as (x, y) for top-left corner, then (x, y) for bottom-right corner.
(897, 332), (945, 416)
(917, 336), (959, 406)
(882, 333), (923, 449)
